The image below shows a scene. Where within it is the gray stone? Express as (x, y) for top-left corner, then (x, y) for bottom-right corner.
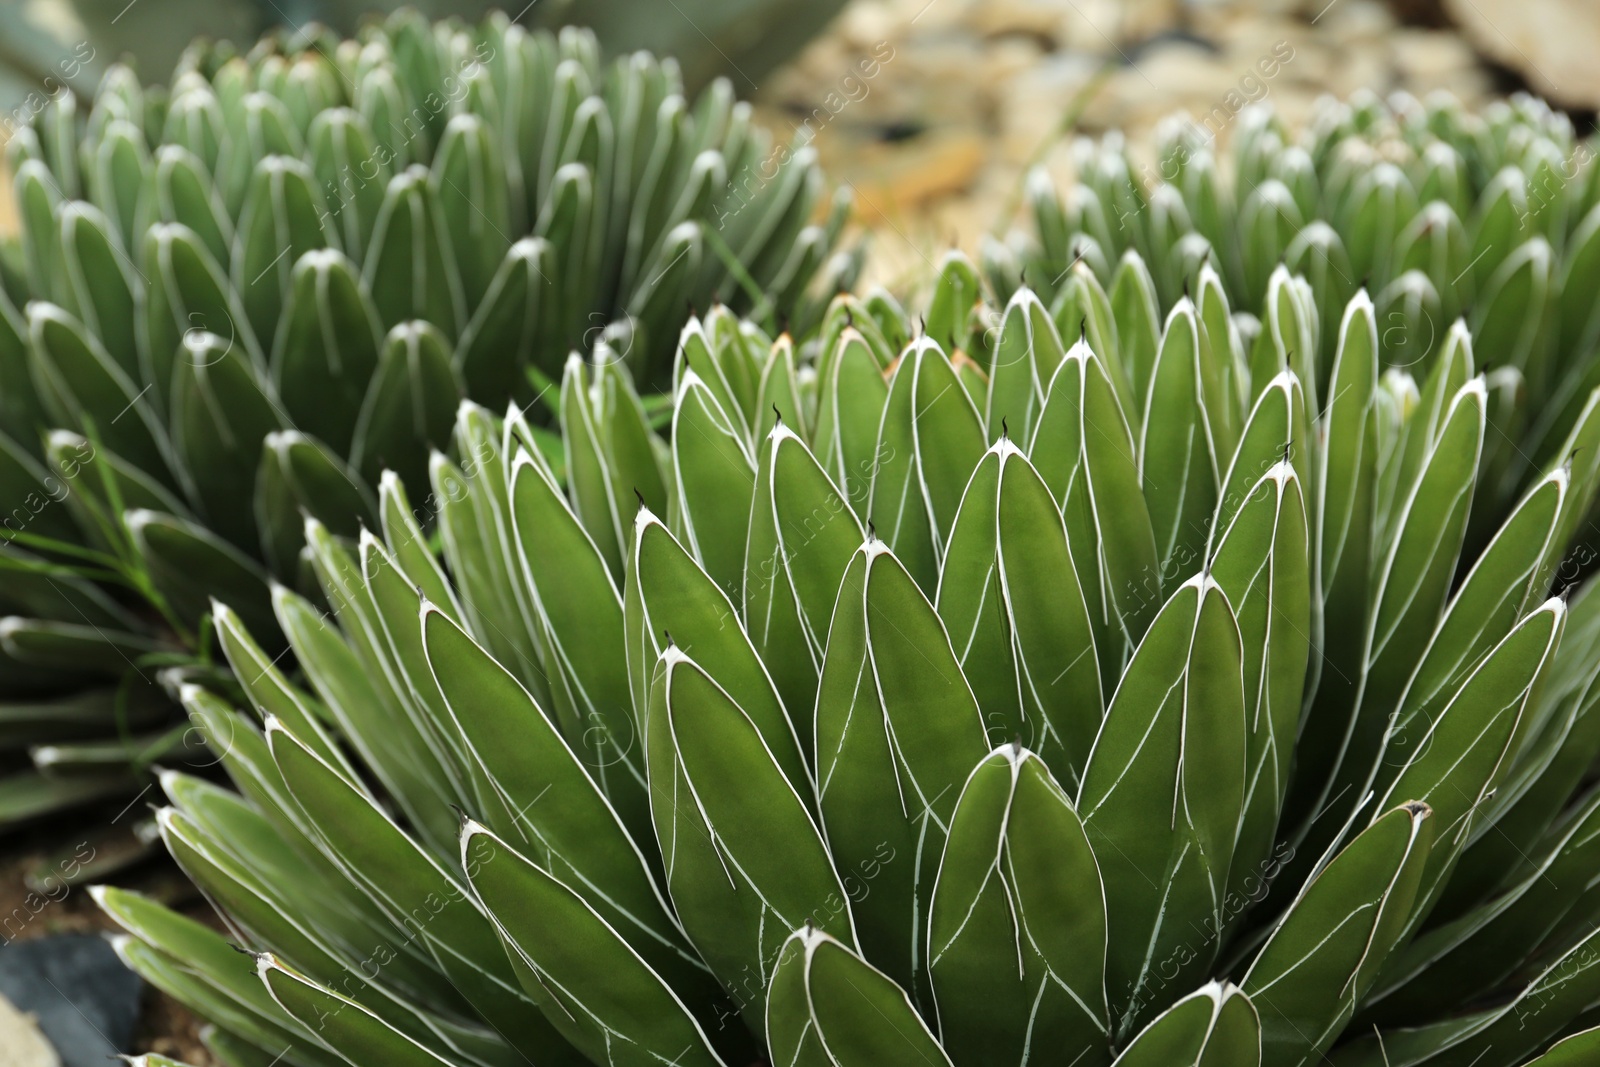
(0, 936), (141, 1067)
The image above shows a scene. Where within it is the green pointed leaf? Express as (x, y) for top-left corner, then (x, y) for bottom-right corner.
(1079, 574), (1246, 1030)
(744, 422), (864, 732)
(350, 320), (461, 489)
(1242, 801), (1433, 1065)
(938, 440), (1102, 789)
(365, 165), (465, 337)
(1110, 982), (1260, 1067)
(1142, 299), (1220, 576)
(461, 821), (728, 1067)
(505, 452), (646, 835)
(867, 339), (987, 593)
(623, 509), (806, 793)
(928, 745), (1110, 1065)
(1209, 462), (1311, 907)
(647, 647), (854, 1029)
(766, 928), (953, 1067)
(1031, 341), (1161, 661)
(814, 539), (989, 997)
(265, 719), (567, 1061)
(255, 955), (455, 1067)
(270, 250), (383, 456)
(669, 370), (756, 599)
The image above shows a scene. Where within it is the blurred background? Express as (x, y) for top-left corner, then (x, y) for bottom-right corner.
(3, 0), (1598, 288)
(0, 0), (1597, 1060)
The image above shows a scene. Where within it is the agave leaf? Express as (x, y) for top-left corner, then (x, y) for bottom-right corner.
(1384, 466), (1567, 760)
(1110, 249), (1162, 422)
(985, 289), (1067, 446)
(1366, 789), (1600, 1021)
(157, 805), (500, 1065)
(455, 238), (553, 399)
(58, 201), (141, 379)
(169, 330), (284, 551)
(503, 452), (645, 828)
(1078, 574), (1246, 1031)
(365, 165), (465, 338)
(143, 220), (267, 417)
(765, 927), (953, 1067)
(744, 422), (864, 730)
(234, 157), (339, 346)
(431, 592), (659, 949)
(270, 250), (384, 457)
(265, 719), (571, 1061)
(1370, 598), (1565, 917)
(1313, 378), (1486, 846)
(647, 646), (855, 1030)
(562, 356), (632, 576)
(131, 510), (274, 639)
(1030, 340), (1161, 663)
(1290, 291), (1380, 829)
(0, 616), (169, 678)
(937, 441), (1102, 789)
(427, 445), (546, 705)
(255, 954), (459, 1067)
(624, 509), (806, 793)
(95, 888), (335, 1066)
(1214, 371), (1307, 551)
(27, 302), (178, 492)
(1241, 801), (1433, 1066)
(432, 114), (513, 310)
(811, 327), (890, 508)
(461, 821), (730, 1067)
(813, 538), (988, 999)
(376, 472), (462, 621)
(1208, 462), (1311, 909)
(1109, 982), (1260, 1067)
(1332, 925), (1600, 1067)
(272, 583), (455, 852)
(254, 431), (377, 576)
(1519, 1027), (1600, 1067)
(350, 320), (460, 490)
(670, 370), (756, 600)
(160, 767), (467, 1016)
(307, 107), (390, 263)
(88, 119), (149, 256)
(356, 533), (475, 792)
(0, 769), (139, 830)
(212, 601), (347, 776)
(927, 745), (1110, 1066)
(1376, 322), (1472, 544)
(14, 160), (64, 301)
(1473, 238), (1553, 398)
(1141, 298), (1220, 577)
(220, 92), (306, 215)
(867, 338), (988, 593)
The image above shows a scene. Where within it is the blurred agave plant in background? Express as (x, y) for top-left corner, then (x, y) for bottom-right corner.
(96, 103), (1600, 1062)
(0, 0), (847, 120)
(0, 8), (849, 830)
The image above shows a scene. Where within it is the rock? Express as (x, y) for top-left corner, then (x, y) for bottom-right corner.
(0, 935), (142, 1067)
(0, 993), (60, 1067)
(1444, 0), (1600, 109)
(1391, 28), (1492, 100)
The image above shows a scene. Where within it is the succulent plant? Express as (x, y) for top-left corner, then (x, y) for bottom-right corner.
(995, 91), (1600, 460)
(0, 10), (849, 825)
(92, 181), (1600, 1067)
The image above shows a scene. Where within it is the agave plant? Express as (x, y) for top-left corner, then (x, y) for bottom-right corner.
(94, 207), (1600, 1065)
(0, 9), (848, 824)
(996, 90), (1600, 472)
